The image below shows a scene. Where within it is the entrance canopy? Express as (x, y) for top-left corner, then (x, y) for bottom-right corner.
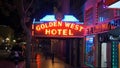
(109, 27), (120, 36)
(33, 15), (83, 23)
(32, 15), (85, 38)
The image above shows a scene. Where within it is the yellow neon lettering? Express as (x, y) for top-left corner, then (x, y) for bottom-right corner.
(74, 25), (79, 30)
(53, 22), (57, 27)
(45, 23), (48, 28)
(79, 26), (83, 31)
(36, 25), (41, 31)
(63, 29), (67, 35)
(65, 22), (71, 27)
(36, 21), (84, 36)
(57, 21), (62, 26)
(57, 29), (62, 35)
(69, 29), (73, 35)
(49, 22), (54, 27)
(45, 29), (50, 35)
(41, 24), (45, 29)
(70, 23), (75, 29)
(51, 29), (57, 35)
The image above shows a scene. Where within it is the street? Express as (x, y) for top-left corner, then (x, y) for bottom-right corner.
(0, 49), (25, 68)
(0, 51), (73, 68)
(0, 60), (25, 68)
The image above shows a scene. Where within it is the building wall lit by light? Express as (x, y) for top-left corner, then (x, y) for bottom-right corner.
(84, 0), (120, 68)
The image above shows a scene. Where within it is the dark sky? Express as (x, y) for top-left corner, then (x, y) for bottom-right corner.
(0, 0), (86, 36)
(0, 0), (32, 35)
(0, 0), (55, 31)
(0, 8), (22, 33)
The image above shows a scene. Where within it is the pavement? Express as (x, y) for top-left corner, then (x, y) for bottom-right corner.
(0, 60), (25, 68)
(30, 52), (73, 68)
(0, 50), (73, 68)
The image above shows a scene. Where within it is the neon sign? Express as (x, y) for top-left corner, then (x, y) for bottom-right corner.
(34, 21), (84, 37)
(45, 29), (73, 36)
(104, 0), (118, 6)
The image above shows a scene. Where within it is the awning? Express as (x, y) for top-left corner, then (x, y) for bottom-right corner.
(109, 27), (120, 37)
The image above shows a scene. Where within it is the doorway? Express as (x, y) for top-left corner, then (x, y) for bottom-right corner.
(101, 43), (107, 67)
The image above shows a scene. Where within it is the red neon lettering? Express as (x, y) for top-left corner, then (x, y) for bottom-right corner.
(32, 31), (34, 36)
(32, 24), (34, 29)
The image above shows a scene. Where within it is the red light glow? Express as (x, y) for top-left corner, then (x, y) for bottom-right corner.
(45, 29), (73, 36)
(32, 24), (34, 29)
(34, 21), (84, 37)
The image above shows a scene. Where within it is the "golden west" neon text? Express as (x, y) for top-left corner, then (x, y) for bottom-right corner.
(35, 21), (83, 36)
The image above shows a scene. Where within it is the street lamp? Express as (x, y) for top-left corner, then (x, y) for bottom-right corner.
(6, 38), (9, 41)
(13, 40), (16, 43)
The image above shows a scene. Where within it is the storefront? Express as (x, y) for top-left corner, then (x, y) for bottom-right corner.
(108, 27), (120, 68)
(84, 35), (95, 67)
(85, 21), (118, 68)
(98, 33), (111, 68)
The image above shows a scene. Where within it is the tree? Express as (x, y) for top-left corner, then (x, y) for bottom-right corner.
(0, 25), (14, 44)
(17, 0), (34, 68)
(0, 0), (23, 38)
(16, 0), (55, 68)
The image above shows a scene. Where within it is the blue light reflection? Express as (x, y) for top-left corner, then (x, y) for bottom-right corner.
(33, 15), (82, 24)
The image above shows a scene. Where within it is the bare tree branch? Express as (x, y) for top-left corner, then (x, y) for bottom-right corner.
(25, 0), (34, 14)
(21, 0), (25, 13)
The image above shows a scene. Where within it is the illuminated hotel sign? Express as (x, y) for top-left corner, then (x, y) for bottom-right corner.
(86, 22), (116, 35)
(34, 21), (84, 38)
(32, 15), (84, 38)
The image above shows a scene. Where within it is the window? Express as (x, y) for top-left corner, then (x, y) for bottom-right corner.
(116, 9), (120, 16)
(97, 1), (114, 23)
(85, 7), (94, 25)
(85, 35), (95, 67)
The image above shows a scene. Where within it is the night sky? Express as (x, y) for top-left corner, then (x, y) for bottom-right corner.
(0, 0), (55, 34)
(0, 0), (86, 36)
(0, 0), (22, 35)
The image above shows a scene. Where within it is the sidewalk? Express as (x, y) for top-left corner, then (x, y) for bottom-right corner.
(0, 60), (25, 68)
(0, 51), (73, 68)
(30, 52), (73, 68)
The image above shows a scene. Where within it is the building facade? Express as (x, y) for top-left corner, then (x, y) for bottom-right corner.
(84, 0), (120, 68)
(32, 0), (120, 68)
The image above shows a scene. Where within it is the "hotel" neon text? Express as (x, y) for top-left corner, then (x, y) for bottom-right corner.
(35, 21), (83, 36)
